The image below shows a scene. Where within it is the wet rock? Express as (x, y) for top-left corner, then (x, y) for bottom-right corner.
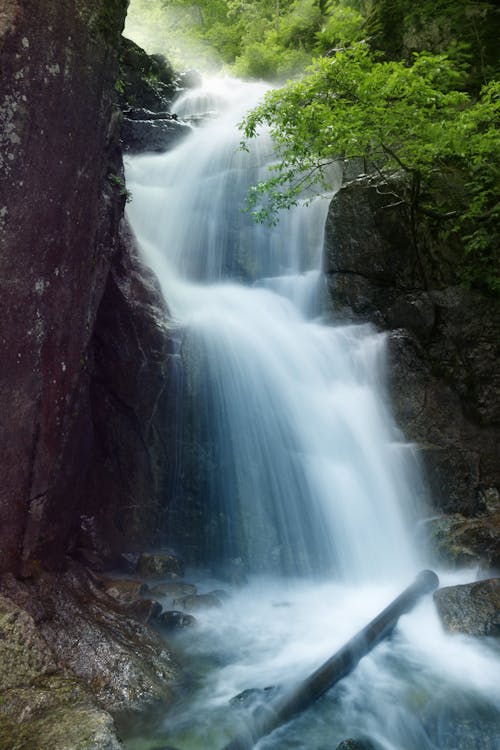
(0, 564), (176, 712)
(0, 595), (122, 750)
(85, 227), (179, 560)
(434, 579), (500, 636)
(101, 578), (148, 604)
(422, 513), (500, 572)
(149, 582), (197, 599)
(336, 741), (376, 750)
(0, 0), (129, 575)
(136, 553), (185, 579)
(173, 593), (223, 611)
(209, 588), (231, 601)
(0, 674), (122, 750)
(0, 595), (57, 689)
(121, 115), (191, 154)
(324, 175), (500, 519)
(156, 611), (197, 632)
(230, 686), (276, 707)
(123, 598), (162, 624)
(118, 37), (177, 111)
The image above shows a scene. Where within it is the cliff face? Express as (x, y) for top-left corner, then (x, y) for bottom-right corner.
(0, 0), (149, 574)
(324, 177), (500, 564)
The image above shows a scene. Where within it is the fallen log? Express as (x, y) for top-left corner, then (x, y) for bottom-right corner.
(222, 569), (439, 750)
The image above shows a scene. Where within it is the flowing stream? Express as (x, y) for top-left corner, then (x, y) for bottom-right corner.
(124, 78), (500, 750)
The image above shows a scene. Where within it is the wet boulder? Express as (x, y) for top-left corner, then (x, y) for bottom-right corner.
(433, 579), (500, 636)
(121, 115), (192, 155)
(100, 578), (148, 604)
(136, 553), (185, 579)
(335, 740), (376, 750)
(149, 582), (197, 599)
(0, 595), (122, 750)
(422, 511), (500, 574)
(156, 611), (197, 632)
(0, 564), (176, 713)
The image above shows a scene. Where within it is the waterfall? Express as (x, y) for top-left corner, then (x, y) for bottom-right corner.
(123, 77), (500, 750)
(125, 76), (421, 582)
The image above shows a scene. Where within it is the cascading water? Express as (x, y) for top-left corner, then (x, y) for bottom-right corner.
(126, 78), (420, 582)
(124, 78), (500, 750)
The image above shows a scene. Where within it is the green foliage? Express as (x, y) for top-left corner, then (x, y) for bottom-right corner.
(241, 46), (500, 289)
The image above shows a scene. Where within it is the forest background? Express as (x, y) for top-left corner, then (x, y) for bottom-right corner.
(125, 0), (500, 291)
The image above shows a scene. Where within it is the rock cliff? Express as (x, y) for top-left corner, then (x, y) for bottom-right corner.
(324, 175), (500, 570)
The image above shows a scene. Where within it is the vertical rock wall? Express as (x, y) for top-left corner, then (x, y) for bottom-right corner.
(323, 176), (500, 543)
(0, 0), (129, 573)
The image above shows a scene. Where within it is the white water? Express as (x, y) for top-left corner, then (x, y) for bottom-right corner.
(124, 78), (500, 749)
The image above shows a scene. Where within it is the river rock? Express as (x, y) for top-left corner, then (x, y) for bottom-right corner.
(101, 578), (148, 603)
(0, 595), (122, 750)
(136, 553), (185, 579)
(173, 593), (223, 611)
(150, 582), (197, 599)
(122, 598), (163, 624)
(336, 740), (376, 750)
(433, 579), (500, 636)
(0, 564), (176, 712)
(422, 512), (500, 573)
(156, 611), (197, 632)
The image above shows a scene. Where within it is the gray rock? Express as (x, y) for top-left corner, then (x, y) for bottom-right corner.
(1, 565), (176, 712)
(0, 595), (123, 750)
(323, 175), (500, 520)
(421, 513), (500, 572)
(121, 116), (191, 154)
(150, 582), (197, 599)
(156, 611), (197, 632)
(434, 579), (500, 636)
(101, 578), (148, 603)
(136, 553), (185, 579)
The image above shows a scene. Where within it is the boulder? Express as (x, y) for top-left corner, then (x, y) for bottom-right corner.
(0, 565), (176, 712)
(136, 553), (185, 579)
(434, 579), (500, 636)
(336, 741), (376, 750)
(121, 115), (191, 154)
(156, 611), (197, 632)
(100, 578), (148, 603)
(118, 37), (177, 112)
(0, 595), (123, 750)
(149, 582), (197, 599)
(422, 512), (500, 573)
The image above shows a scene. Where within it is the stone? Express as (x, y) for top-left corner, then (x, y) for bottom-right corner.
(100, 578), (148, 603)
(0, 0), (129, 574)
(434, 579), (500, 636)
(323, 174), (500, 520)
(121, 115), (191, 154)
(136, 553), (185, 579)
(0, 595), (57, 690)
(0, 674), (122, 750)
(336, 740), (376, 750)
(149, 582), (197, 599)
(156, 611), (197, 632)
(83, 226), (180, 559)
(173, 593), (223, 611)
(422, 513), (500, 572)
(118, 37), (177, 112)
(0, 564), (176, 712)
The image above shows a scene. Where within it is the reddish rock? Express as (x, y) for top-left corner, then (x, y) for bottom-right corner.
(0, 0), (128, 573)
